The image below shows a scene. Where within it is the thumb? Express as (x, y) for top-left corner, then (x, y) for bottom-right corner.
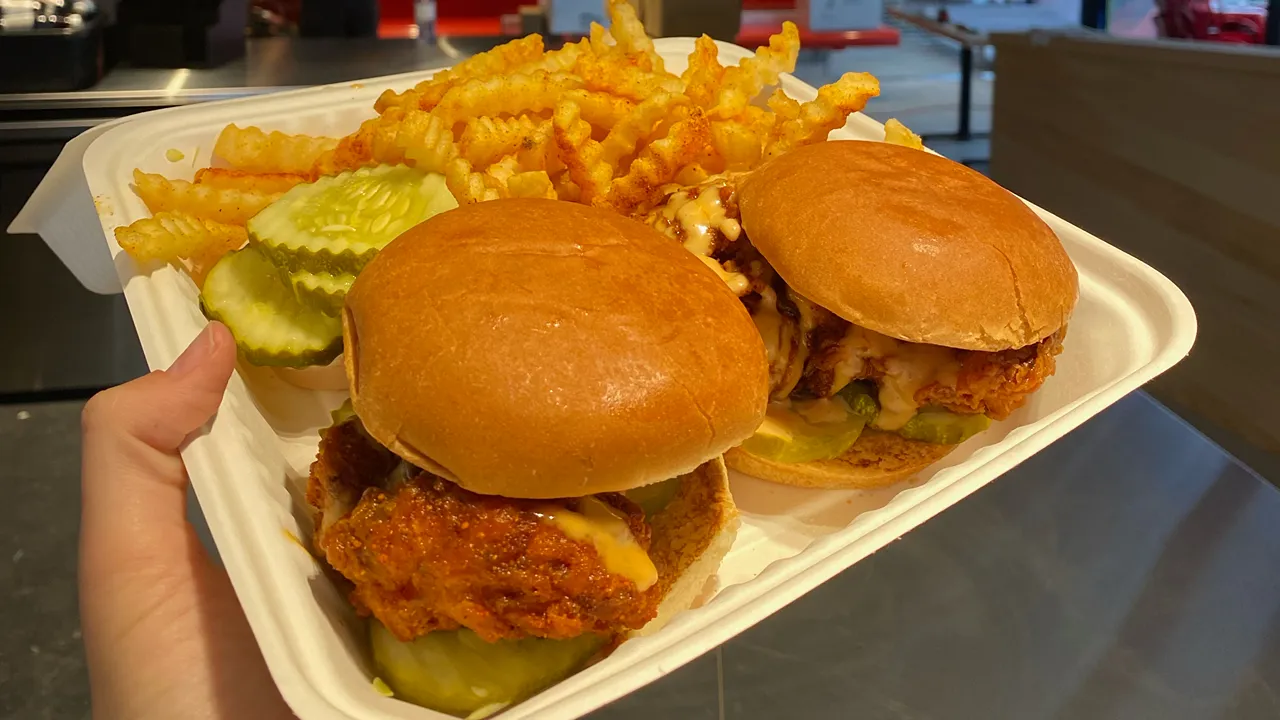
(80, 321), (237, 557)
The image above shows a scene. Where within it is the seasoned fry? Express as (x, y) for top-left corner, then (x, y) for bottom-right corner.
(432, 71), (584, 128)
(526, 38), (590, 74)
(574, 52), (682, 103)
(445, 158), (503, 204)
(312, 109), (456, 176)
(565, 89), (636, 133)
(884, 118), (925, 150)
(764, 72), (880, 160)
(194, 167), (308, 195)
(459, 114), (548, 168)
(375, 34), (546, 113)
(600, 93), (688, 170)
(114, 210), (247, 286)
(766, 87), (802, 121)
(711, 120), (764, 171)
(132, 170), (280, 226)
(395, 110), (459, 172)
(712, 22), (801, 120)
(213, 124), (336, 175)
(129, 13), (893, 272)
(588, 22), (614, 56)
(682, 35), (726, 109)
(553, 170), (582, 202)
(506, 170), (558, 199)
(553, 101), (612, 206)
(608, 110), (711, 213)
(606, 0), (664, 73)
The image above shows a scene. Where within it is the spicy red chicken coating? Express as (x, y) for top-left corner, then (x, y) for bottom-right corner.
(307, 420), (660, 643)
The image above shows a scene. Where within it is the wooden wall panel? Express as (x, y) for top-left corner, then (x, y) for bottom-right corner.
(989, 32), (1280, 455)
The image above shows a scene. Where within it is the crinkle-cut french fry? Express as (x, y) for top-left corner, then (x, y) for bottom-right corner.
(711, 22), (801, 120)
(114, 210), (247, 286)
(524, 38), (590, 74)
(311, 109), (456, 176)
(608, 110), (712, 214)
(459, 114), (547, 168)
(374, 34), (546, 113)
(506, 170), (558, 200)
(599, 93), (688, 170)
(132, 169), (280, 226)
(766, 88), (802, 121)
(573, 52), (683, 103)
(682, 35), (726, 109)
(445, 158), (502, 205)
(588, 22), (615, 56)
(194, 168), (308, 195)
(710, 119), (765, 171)
(606, 0), (664, 73)
(565, 89), (636, 133)
(431, 71), (584, 128)
(553, 100), (613, 206)
(764, 72), (880, 160)
(395, 110), (459, 173)
(212, 124), (336, 175)
(553, 170), (582, 202)
(883, 118), (925, 150)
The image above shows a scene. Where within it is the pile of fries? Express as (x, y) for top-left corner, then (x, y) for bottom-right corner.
(116, 0), (916, 285)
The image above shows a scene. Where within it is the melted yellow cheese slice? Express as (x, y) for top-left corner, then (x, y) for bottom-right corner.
(536, 497), (658, 591)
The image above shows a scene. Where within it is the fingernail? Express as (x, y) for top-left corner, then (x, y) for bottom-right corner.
(168, 323), (219, 377)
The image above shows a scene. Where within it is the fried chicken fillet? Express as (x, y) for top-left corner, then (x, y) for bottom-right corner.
(308, 419), (661, 643)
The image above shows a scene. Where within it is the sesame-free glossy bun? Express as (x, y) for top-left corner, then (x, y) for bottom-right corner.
(343, 198), (770, 499)
(739, 140), (1078, 351)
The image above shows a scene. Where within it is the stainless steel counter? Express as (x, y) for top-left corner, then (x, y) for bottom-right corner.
(0, 36), (501, 114)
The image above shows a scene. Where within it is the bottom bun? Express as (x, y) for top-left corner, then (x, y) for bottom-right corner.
(637, 455), (739, 636)
(725, 431), (957, 490)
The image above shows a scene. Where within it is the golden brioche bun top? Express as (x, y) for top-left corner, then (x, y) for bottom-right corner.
(739, 141), (1079, 351)
(343, 198), (769, 499)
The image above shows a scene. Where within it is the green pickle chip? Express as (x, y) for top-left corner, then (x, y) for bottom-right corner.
(624, 477), (680, 518)
(896, 410), (991, 445)
(837, 382), (881, 424)
(370, 622), (605, 717)
(250, 165), (457, 276)
(742, 400), (867, 464)
(199, 246), (342, 367)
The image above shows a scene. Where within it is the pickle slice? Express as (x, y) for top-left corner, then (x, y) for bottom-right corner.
(837, 381), (881, 425)
(287, 266), (356, 316)
(370, 622), (605, 717)
(250, 165), (456, 274)
(896, 411), (991, 445)
(625, 477), (680, 519)
(741, 402), (866, 464)
(200, 246), (342, 367)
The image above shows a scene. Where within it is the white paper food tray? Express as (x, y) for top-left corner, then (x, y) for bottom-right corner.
(18, 38), (1195, 720)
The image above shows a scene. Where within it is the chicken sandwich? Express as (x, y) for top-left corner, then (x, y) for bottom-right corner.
(647, 140), (1078, 489)
(306, 199), (768, 716)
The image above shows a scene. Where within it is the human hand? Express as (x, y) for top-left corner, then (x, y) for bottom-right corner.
(79, 322), (294, 720)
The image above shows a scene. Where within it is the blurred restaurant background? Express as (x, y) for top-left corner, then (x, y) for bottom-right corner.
(3, 1), (1280, 718)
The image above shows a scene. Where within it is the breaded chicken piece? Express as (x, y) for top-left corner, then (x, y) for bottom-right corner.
(307, 420), (660, 643)
(919, 328), (1065, 419)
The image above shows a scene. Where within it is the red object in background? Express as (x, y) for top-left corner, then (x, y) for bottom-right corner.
(376, 0), (900, 46)
(737, 9), (900, 47)
(379, 0), (518, 38)
(1154, 0), (1267, 42)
